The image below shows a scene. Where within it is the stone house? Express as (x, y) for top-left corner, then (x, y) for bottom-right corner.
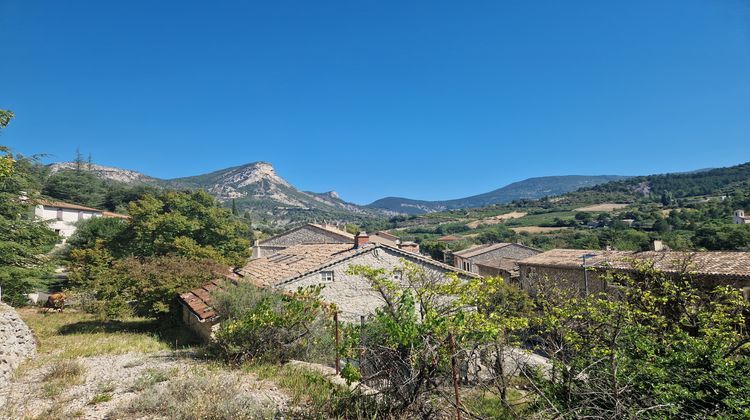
(517, 248), (750, 298)
(251, 223), (354, 258)
(451, 243), (541, 279)
(368, 231), (420, 253)
(179, 233), (478, 339)
(733, 209), (750, 224)
(33, 199), (128, 241)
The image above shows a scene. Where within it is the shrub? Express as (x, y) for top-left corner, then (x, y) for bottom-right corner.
(212, 283), (333, 364)
(68, 249), (222, 319)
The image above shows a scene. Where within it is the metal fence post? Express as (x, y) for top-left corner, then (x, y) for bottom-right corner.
(334, 311), (340, 375)
(359, 315), (365, 374)
(449, 332), (462, 420)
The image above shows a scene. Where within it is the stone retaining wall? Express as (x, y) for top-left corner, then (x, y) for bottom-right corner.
(0, 303), (36, 388)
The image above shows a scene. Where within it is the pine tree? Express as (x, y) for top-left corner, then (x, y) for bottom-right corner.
(231, 198), (238, 216)
(74, 147), (84, 172)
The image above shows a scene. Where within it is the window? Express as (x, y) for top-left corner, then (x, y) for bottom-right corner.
(321, 271), (334, 282)
(78, 211), (83, 221)
(742, 287), (750, 301)
(56, 208), (63, 221)
(462, 261), (472, 271)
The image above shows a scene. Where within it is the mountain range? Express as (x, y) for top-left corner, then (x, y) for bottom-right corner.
(47, 161), (629, 222)
(366, 175), (628, 214)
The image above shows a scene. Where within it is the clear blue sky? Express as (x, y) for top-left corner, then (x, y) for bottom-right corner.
(2, 1), (749, 204)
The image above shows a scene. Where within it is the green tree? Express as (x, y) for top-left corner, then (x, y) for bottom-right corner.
(68, 247), (222, 319)
(117, 190), (251, 266)
(0, 109), (15, 179)
(528, 260), (750, 418)
(67, 217), (128, 251)
(42, 169), (108, 208)
(0, 146), (57, 305)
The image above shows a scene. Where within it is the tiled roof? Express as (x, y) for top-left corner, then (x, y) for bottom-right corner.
(34, 199), (102, 212)
(244, 242), (482, 286)
(258, 223), (354, 246)
(475, 258), (520, 273)
(309, 223), (355, 240)
(518, 249), (750, 278)
(374, 231), (399, 241)
(453, 243), (511, 258)
(239, 243), (359, 287)
(179, 273), (240, 321)
(369, 232), (398, 247)
(102, 211), (130, 219)
(181, 242), (479, 321)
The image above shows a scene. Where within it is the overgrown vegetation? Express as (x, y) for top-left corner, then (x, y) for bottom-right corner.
(0, 144), (58, 305)
(212, 283), (334, 364)
(65, 189), (251, 319)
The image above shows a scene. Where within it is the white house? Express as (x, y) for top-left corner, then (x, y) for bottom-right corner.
(33, 199), (128, 241)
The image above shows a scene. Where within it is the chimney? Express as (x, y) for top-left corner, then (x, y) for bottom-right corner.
(354, 231), (370, 248)
(651, 240), (665, 252)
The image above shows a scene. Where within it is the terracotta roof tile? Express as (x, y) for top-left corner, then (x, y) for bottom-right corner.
(102, 211), (130, 219)
(182, 243), (480, 322)
(453, 243), (511, 258)
(34, 199), (102, 212)
(519, 249), (750, 278)
(258, 223), (354, 246)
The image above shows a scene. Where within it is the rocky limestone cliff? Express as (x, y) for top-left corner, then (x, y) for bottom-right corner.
(48, 162), (155, 184)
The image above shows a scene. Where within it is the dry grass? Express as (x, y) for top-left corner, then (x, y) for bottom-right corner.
(511, 226), (570, 233)
(467, 211), (527, 228)
(40, 359), (86, 397)
(15, 308), (195, 377)
(574, 203), (629, 212)
(130, 367), (175, 391)
(110, 372), (277, 419)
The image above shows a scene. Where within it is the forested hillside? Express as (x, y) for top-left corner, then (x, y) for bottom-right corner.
(367, 175), (628, 214)
(380, 161), (750, 257)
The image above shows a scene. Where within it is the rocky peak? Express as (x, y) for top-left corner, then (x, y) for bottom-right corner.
(214, 162), (292, 189)
(47, 162), (152, 184)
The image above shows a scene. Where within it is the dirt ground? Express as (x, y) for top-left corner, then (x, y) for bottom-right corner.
(0, 309), (289, 419)
(510, 226), (570, 234)
(574, 203), (629, 212)
(467, 211), (528, 228)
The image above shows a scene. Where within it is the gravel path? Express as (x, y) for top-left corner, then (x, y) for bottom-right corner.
(1, 351), (289, 419)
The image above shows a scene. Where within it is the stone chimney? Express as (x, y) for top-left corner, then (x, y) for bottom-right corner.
(354, 231), (370, 248)
(651, 240), (666, 252)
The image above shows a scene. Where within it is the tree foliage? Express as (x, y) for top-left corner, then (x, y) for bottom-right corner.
(212, 283), (333, 364)
(67, 247), (222, 319)
(0, 145), (57, 305)
(527, 260), (750, 418)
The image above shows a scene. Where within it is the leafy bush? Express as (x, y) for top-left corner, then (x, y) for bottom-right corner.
(213, 284), (333, 364)
(527, 260), (750, 418)
(67, 217), (127, 251)
(68, 248), (222, 319)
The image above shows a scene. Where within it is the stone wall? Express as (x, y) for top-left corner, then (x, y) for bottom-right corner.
(0, 303), (36, 389)
(280, 247), (470, 323)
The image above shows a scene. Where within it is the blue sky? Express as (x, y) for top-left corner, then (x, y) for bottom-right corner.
(1, 1), (749, 204)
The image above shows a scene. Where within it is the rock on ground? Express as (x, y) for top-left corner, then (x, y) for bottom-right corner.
(0, 303), (36, 392)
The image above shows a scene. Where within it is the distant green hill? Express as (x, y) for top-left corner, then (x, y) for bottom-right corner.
(367, 175), (629, 214)
(579, 162), (750, 200)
